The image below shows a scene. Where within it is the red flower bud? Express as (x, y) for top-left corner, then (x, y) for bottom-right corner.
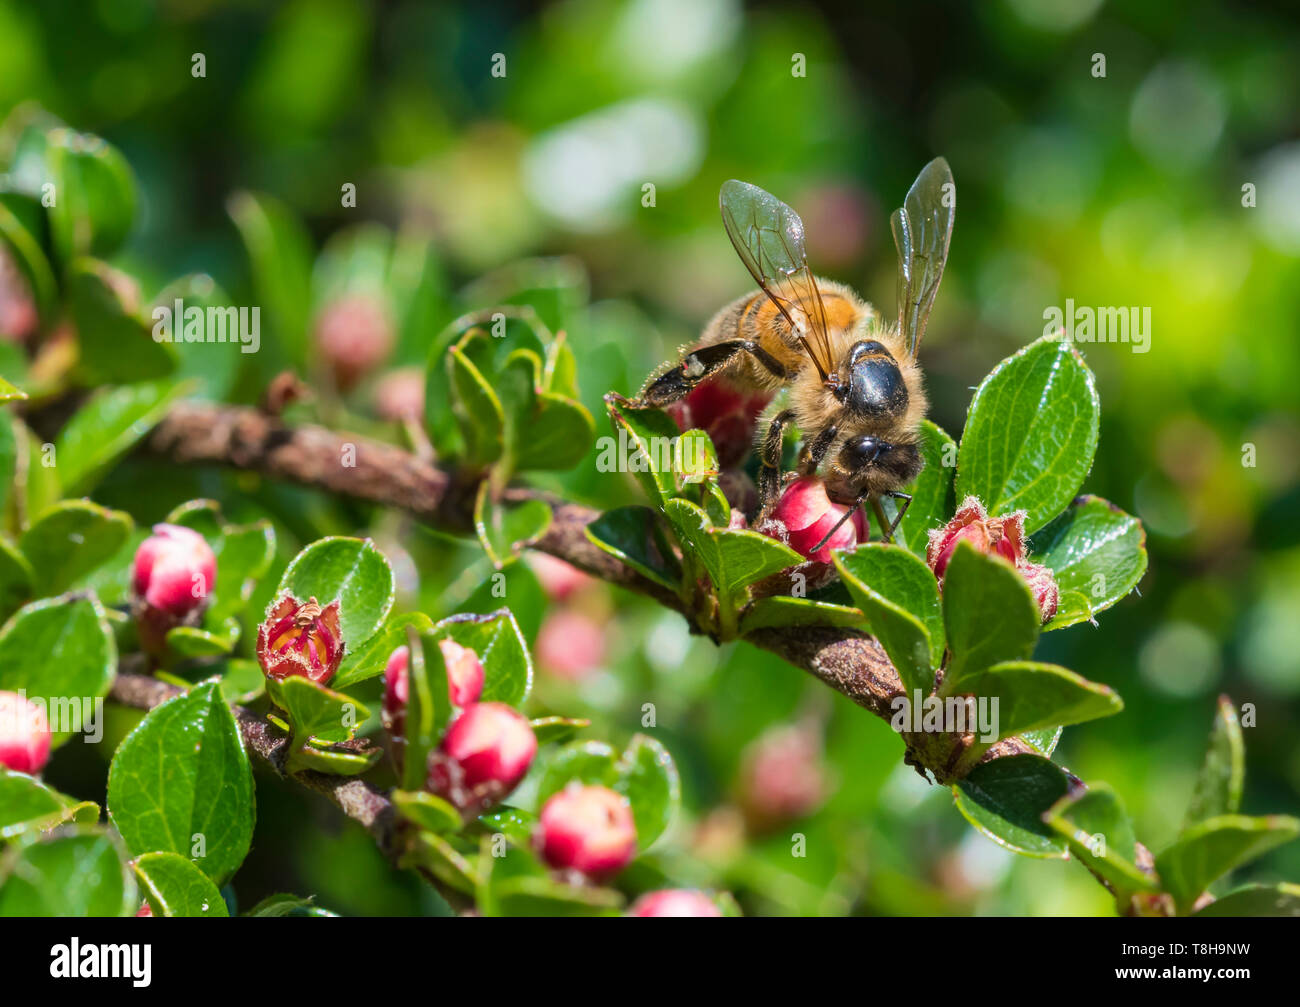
(536, 610), (606, 682)
(760, 476), (869, 565)
(927, 496), (1060, 623)
(628, 889), (723, 917)
(382, 646), (410, 737)
(665, 380), (771, 468)
(256, 594), (345, 684)
(0, 690), (51, 774)
(383, 640), (485, 740)
(313, 293), (394, 390)
(132, 524), (216, 618)
(427, 702), (536, 811)
(737, 722), (828, 830)
(527, 553), (594, 602)
(535, 784), (637, 879)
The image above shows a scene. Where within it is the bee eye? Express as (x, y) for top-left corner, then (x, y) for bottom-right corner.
(840, 435), (887, 469)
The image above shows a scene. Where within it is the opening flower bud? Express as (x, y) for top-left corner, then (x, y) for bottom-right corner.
(535, 783), (638, 879)
(0, 690), (51, 774)
(760, 476), (869, 565)
(627, 889), (724, 917)
(427, 702), (536, 811)
(257, 594), (345, 684)
(132, 524), (217, 619)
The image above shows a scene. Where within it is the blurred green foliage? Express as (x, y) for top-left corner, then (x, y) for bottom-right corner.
(5, 0), (1298, 915)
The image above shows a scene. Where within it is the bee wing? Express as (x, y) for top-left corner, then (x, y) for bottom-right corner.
(891, 157), (955, 359)
(719, 180), (834, 381)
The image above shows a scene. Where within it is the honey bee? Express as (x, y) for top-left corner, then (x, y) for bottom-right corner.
(625, 158), (954, 547)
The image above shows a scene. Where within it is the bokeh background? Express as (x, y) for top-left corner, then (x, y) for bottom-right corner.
(5, 0), (1298, 915)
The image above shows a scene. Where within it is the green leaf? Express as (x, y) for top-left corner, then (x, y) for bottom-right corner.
(133, 851), (229, 918)
(278, 536), (395, 649)
(0, 538), (34, 621)
(409, 831), (480, 894)
(0, 595), (115, 745)
(1031, 496), (1148, 630)
(401, 628), (451, 792)
(940, 540), (1040, 696)
(956, 334), (1100, 534)
(674, 428), (719, 485)
(0, 770), (98, 839)
(217, 659), (266, 705)
(1185, 695), (1245, 829)
(275, 675), (369, 746)
(107, 680), (255, 884)
(55, 380), (188, 496)
(227, 191), (313, 365)
(20, 499), (133, 597)
(739, 596), (862, 634)
(898, 419), (957, 556)
(604, 396), (680, 507)
(244, 893), (338, 917)
(0, 195), (56, 320)
(474, 487), (551, 569)
(166, 623), (237, 658)
(448, 344), (505, 466)
(46, 129), (137, 261)
(664, 498), (801, 598)
(68, 259), (178, 384)
(537, 735), (680, 851)
(949, 660), (1123, 763)
(0, 376), (25, 403)
(0, 828), (136, 917)
(530, 716), (590, 745)
(332, 611), (435, 689)
(952, 754), (1073, 858)
(585, 506), (681, 592)
(167, 500), (276, 625)
(434, 609), (533, 706)
(1192, 883), (1300, 917)
(833, 551), (933, 697)
(392, 789), (463, 833)
(837, 543), (944, 667)
(285, 743), (381, 776)
(476, 807), (537, 846)
(1020, 726), (1063, 758)
(1155, 814), (1300, 914)
(1043, 784), (1158, 895)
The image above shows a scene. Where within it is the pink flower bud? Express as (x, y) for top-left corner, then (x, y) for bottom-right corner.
(382, 646), (410, 737)
(313, 293), (394, 390)
(760, 476), (869, 565)
(536, 610), (606, 682)
(132, 524), (216, 618)
(927, 496), (1061, 624)
(1020, 562), (1060, 623)
(439, 638), (485, 707)
(628, 889), (723, 917)
(737, 722), (828, 830)
(535, 784), (637, 879)
(926, 496), (1023, 581)
(528, 553), (593, 602)
(0, 245), (38, 342)
(0, 691), (51, 774)
(373, 367), (426, 421)
(256, 595), (345, 684)
(427, 702), (536, 811)
(665, 380), (772, 468)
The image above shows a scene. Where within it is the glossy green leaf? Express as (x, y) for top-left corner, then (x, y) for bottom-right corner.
(898, 419), (958, 556)
(166, 623), (237, 658)
(603, 396), (680, 507)
(448, 344), (505, 466)
(940, 540), (1040, 696)
(278, 536), (395, 648)
(1043, 784), (1158, 894)
(68, 259), (178, 384)
(530, 716), (591, 745)
(0, 539), (34, 621)
(674, 428), (719, 485)
(952, 754), (1073, 858)
(0, 196), (56, 319)
(107, 681), (254, 883)
(0, 770), (98, 839)
(401, 626), (450, 792)
(285, 743), (381, 776)
(1185, 695), (1245, 829)
(956, 334), (1100, 534)
(1031, 495), (1147, 630)
(476, 807), (538, 847)
(46, 129), (137, 261)
(838, 543), (944, 666)
(739, 595), (862, 634)
(20, 499), (133, 597)
(244, 893), (338, 917)
(834, 552), (933, 697)
(275, 675), (369, 746)
(433, 608), (532, 706)
(1191, 883), (1300, 918)
(0, 595), (115, 744)
(1155, 814), (1300, 914)
(664, 497), (801, 598)
(332, 611), (435, 689)
(474, 487), (551, 569)
(585, 506), (681, 592)
(0, 828), (136, 917)
(55, 380), (188, 496)
(133, 851), (229, 917)
(392, 789), (463, 833)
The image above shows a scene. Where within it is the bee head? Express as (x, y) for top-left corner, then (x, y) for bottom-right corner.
(826, 433), (923, 504)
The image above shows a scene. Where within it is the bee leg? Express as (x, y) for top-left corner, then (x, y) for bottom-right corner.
(633, 340), (788, 409)
(878, 491), (913, 542)
(758, 409), (797, 514)
(797, 424), (838, 475)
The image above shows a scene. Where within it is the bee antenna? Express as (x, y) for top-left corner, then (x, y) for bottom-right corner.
(810, 493), (869, 556)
